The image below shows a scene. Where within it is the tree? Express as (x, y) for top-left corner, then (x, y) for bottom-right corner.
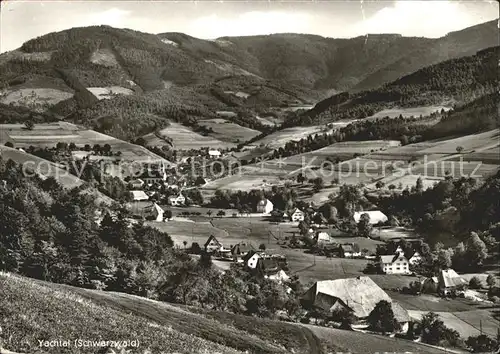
(312, 177), (324, 192)
(4, 142), (13, 148)
(375, 181), (385, 189)
(456, 146), (464, 154)
(486, 274), (496, 288)
(164, 210), (172, 220)
(469, 276), (482, 289)
(296, 173), (305, 184)
(330, 308), (356, 329)
(419, 312), (460, 346)
(466, 232), (488, 269)
(183, 241), (187, 249)
(24, 120), (34, 130)
(206, 210), (213, 218)
(217, 210), (226, 218)
(466, 334), (498, 353)
(357, 213), (372, 238)
(259, 243), (266, 251)
(415, 177), (424, 193)
(367, 300), (400, 334)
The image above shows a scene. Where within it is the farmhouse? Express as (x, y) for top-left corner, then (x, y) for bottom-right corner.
(144, 202), (164, 222)
(339, 243), (361, 258)
(130, 190), (149, 201)
(256, 198), (274, 214)
(128, 179), (145, 189)
(438, 269), (467, 296)
(316, 232), (332, 245)
(231, 242), (256, 260)
(208, 149), (221, 158)
(379, 254), (410, 274)
(290, 208), (305, 222)
(204, 235), (223, 253)
(408, 251), (422, 265)
(168, 193), (185, 206)
(244, 251), (261, 269)
(303, 277), (410, 331)
(353, 210), (388, 225)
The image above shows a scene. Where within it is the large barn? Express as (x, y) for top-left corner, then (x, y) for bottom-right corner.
(302, 276), (409, 330)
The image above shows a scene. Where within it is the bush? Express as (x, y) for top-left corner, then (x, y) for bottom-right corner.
(466, 334), (498, 353)
(468, 276), (482, 289)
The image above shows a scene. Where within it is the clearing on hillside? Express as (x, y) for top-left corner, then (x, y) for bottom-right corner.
(364, 105), (452, 121)
(143, 122), (235, 150)
(247, 126), (328, 149)
(198, 118), (261, 143)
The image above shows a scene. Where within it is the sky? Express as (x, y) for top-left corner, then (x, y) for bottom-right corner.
(1, 0), (498, 53)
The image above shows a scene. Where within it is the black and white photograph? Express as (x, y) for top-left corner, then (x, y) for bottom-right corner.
(0, 0), (499, 353)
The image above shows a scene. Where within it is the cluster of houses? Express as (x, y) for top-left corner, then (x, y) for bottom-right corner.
(203, 235), (289, 280)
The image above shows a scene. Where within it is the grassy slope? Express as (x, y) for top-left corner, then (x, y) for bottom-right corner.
(0, 272), (456, 354)
(0, 272), (243, 354)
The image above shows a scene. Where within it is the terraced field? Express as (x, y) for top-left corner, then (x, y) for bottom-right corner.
(0, 122), (169, 163)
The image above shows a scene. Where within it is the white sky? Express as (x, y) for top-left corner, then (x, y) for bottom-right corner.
(1, 0), (498, 53)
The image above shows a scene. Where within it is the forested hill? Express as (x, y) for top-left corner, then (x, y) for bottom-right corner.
(353, 19), (499, 91)
(0, 21), (496, 141)
(295, 46), (498, 126)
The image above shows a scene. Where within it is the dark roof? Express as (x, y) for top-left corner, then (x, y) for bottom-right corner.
(231, 242), (256, 255)
(138, 169), (165, 179)
(204, 235), (221, 248)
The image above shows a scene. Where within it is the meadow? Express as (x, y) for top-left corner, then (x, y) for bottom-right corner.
(364, 105), (452, 121)
(144, 122), (235, 150)
(0, 122), (169, 163)
(248, 126), (328, 149)
(198, 118), (261, 144)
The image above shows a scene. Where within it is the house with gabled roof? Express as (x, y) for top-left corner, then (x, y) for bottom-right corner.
(379, 253), (410, 274)
(303, 276), (410, 331)
(353, 210), (388, 225)
(438, 269), (467, 296)
(256, 198), (273, 214)
(204, 235), (223, 253)
(168, 193), (185, 206)
(231, 242), (256, 261)
(339, 243), (361, 258)
(290, 208), (305, 222)
(144, 202), (164, 222)
(130, 190), (149, 201)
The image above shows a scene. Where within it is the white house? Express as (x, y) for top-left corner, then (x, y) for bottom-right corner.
(379, 254), (410, 274)
(145, 202), (164, 222)
(130, 190), (149, 201)
(168, 193), (185, 206)
(256, 199), (273, 214)
(438, 269), (467, 296)
(353, 210), (388, 225)
(316, 232), (332, 245)
(208, 150), (221, 158)
(129, 179), (145, 189)
(339, 243), (362, 258)
(290, 208), (305, 222)
(246, 252), (261, 269)
(204, 235), (223, 253)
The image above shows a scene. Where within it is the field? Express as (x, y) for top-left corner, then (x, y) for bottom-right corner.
(0, 88), (73, 107)
(364, 105), (452, 121)
(0, 122), (170, 164)
(143, 122), (235, 150)
(248, 126), (327, 149)
(279, 140), (402, 167)
(198, 118), (261, 143)
(408, 309), (499, 338)
(86, 86), (133, 100)
(302, 323), (450, 354)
